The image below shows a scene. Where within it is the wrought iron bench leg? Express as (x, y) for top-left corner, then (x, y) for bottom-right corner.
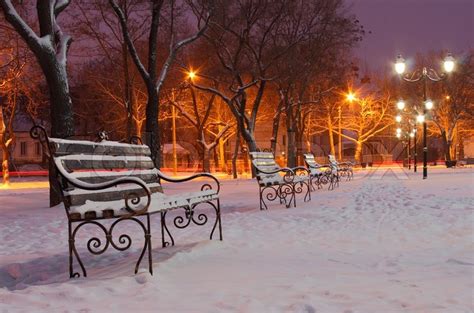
(161, 211), (175, 248)
(68, 220), (87, 278)
(309, 176), (316, 192)
(303, 181), (311, 202)
(259, 186), (269, 210)
(210, 199), (223, 241)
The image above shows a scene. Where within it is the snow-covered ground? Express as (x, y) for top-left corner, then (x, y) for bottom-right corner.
(0, 168), (473, 313)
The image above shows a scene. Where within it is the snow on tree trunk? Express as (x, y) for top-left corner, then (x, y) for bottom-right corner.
(40, 58), (74, 138)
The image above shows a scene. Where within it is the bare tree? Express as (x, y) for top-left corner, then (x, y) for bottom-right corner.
(192, 0), (295, 153)
(0, 0), (74, 138)
(109, 0), (211, 167)
(331, 91), (394, 163)
(1, 1), (75, 205)
(166, 85), (233, 172)
(72, 0), (150, 138)
(0, 45), (23, 186)
(428, 51), (474, 161)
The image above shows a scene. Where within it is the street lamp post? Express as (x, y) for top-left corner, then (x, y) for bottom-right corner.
(394, 54), (455, 179)
(395, 104), (417, 172)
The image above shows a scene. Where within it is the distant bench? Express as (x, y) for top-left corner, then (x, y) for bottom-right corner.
(31, 126), (222, 278)
(250, 151), (311, 210)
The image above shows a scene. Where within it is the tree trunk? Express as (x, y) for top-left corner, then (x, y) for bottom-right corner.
(232, 132), (241, 179)
(287, 128), (296, 168)
(145, 84), (161, 167)
(327, 114), (336, 156)
(122, 41), (134, 139)
(441, 130), (451, 161)
(37, 56), (74, 138)
(295, 129), (305, 167)
(270, 104), (283, 153)
(22, 49), (74, 206)
(286, 103), (296, 168)
(202, 148), (211, 173)
(355, 141), (363, 164)
(1, 149), (9, 186)
(36, 56), (74, 207)
(217, 118), (227, 172)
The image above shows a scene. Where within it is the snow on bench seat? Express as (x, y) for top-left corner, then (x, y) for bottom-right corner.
(69, 189), (218, 219)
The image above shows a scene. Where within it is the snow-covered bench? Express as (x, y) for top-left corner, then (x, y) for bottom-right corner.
(328, 154), (354, 182)
(303, 153), (334, 190)
(250, 151), (311, 210)
(30, 126), (222, 278)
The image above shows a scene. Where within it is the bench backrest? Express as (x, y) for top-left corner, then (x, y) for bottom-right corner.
(303, 153), (321, 168)
(49, 138), (162, 208)
(249, 151), (281, 183)
(303, 153), (323, 174)
(327, 154), (340, 171)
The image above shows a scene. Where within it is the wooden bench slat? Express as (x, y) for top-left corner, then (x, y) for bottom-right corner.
(58, 155), (155, 171)
(50, 138), (151, 156)
(71, 169), (159, 184)
(64, 183), (163, 206)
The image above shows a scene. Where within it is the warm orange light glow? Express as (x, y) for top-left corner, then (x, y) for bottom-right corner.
(346, 92), (356, 102)
(0, 182), (48, 190)
(446, 95), (450, 100)
(188, 70), (196, 80)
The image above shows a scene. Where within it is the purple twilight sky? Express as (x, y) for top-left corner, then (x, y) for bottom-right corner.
(350, 0), (473, 73)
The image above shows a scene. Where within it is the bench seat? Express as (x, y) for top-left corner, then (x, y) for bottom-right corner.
(69, 189), (219, 219)
(259, 174), (310, 187)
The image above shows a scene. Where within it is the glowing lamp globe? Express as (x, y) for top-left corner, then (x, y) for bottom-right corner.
(417, 114), (425, 123)
(425, 100), (434, 110)
(443, 54), (455, 73)
(395, 55), (406, 74)
(188, 70), (196, 80)
(395, 115), (402, 123)
(396, 100), (405, 110)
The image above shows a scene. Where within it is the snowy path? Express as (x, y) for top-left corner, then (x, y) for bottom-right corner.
(0, 168), (473, 312)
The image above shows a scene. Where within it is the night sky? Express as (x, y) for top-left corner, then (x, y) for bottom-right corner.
(351, 0), (473, 73)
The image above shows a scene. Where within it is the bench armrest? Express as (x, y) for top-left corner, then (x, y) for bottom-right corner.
(156, 171), (221, 194)
(256, 167), (298, 183)
(338, 162), (354, 167)
(307, 163), (330, 169)
(291, 166), (311, 176)
(53, 158), (151, 215)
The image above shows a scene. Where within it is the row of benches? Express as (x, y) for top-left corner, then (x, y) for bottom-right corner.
(250, 152), (353, 210)
(30, 126), (353, 278)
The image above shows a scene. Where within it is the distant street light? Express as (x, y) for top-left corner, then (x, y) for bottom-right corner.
(394, 53), (455, 179)
(396, 100), (405, 110)
(346, 92), (356, 102)
(416, 114), (425, 123)
(424, 100), (434, 110)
